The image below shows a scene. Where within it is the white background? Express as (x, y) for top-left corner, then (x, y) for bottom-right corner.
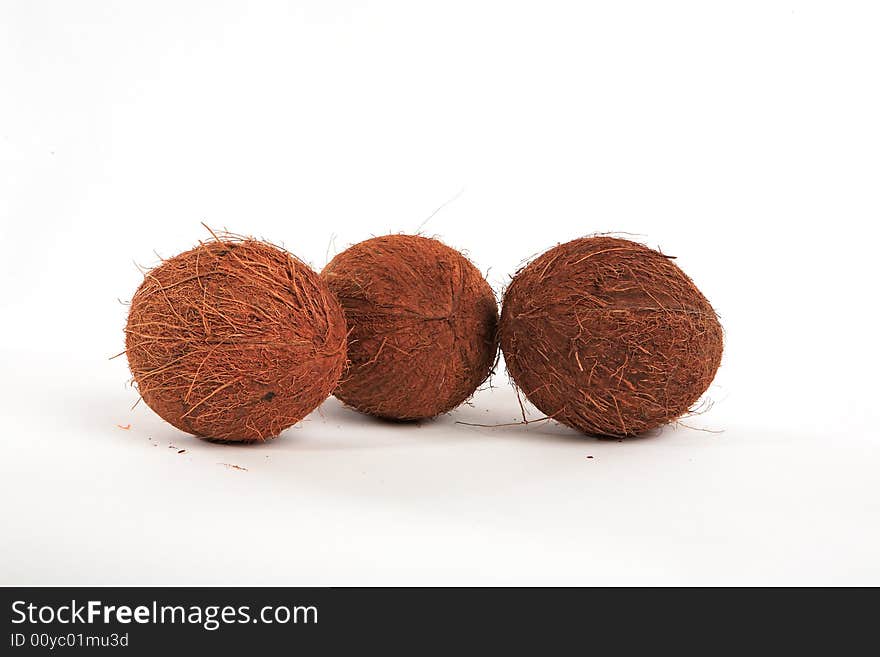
(1, 1), (878, 585)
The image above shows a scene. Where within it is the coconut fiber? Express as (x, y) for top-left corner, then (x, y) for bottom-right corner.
(125, 235), (347, 441)
(500, 236), (722, 437)
(322, 234), (498, 420)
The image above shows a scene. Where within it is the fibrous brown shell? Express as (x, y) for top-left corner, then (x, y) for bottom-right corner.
(500, 236), (723, 437)
(322, 234), (498, 420)
(125, 235), (347, 441)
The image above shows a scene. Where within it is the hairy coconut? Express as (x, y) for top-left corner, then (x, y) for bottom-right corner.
(322, 234), (498, 420)
(125, 235), (347, 441)
(500, 236), (722, 437)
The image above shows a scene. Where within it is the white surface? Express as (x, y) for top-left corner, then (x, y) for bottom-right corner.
(1, 1), (879, 585)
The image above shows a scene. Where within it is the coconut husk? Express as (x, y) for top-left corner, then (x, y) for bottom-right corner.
(322, 234), (498, 420)
(500, 236), (723, 437)
(125, 234), (347, 441)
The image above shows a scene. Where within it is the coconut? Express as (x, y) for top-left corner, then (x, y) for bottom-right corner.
(125, 234), (347, 441)
(321, 234), (498, 420)
(500, 236), (722, 437)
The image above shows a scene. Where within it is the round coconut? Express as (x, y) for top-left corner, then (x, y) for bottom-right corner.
(321, 234), (498, 420)
(125, 235), (347, 441)
(500, 236), (722, 437)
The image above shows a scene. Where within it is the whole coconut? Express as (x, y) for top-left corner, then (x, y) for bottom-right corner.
(500, 236), (722, 437)
(125, 235), (347, 441)
(322, 234), (498, 420)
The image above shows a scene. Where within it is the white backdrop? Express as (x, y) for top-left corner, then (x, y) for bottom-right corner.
(1, 1), (878, 585)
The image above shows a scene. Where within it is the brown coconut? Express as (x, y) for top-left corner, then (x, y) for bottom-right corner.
(125, 234), (347, 441)
(500, 236), (723, 437)
(321, 234), (498, 420)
